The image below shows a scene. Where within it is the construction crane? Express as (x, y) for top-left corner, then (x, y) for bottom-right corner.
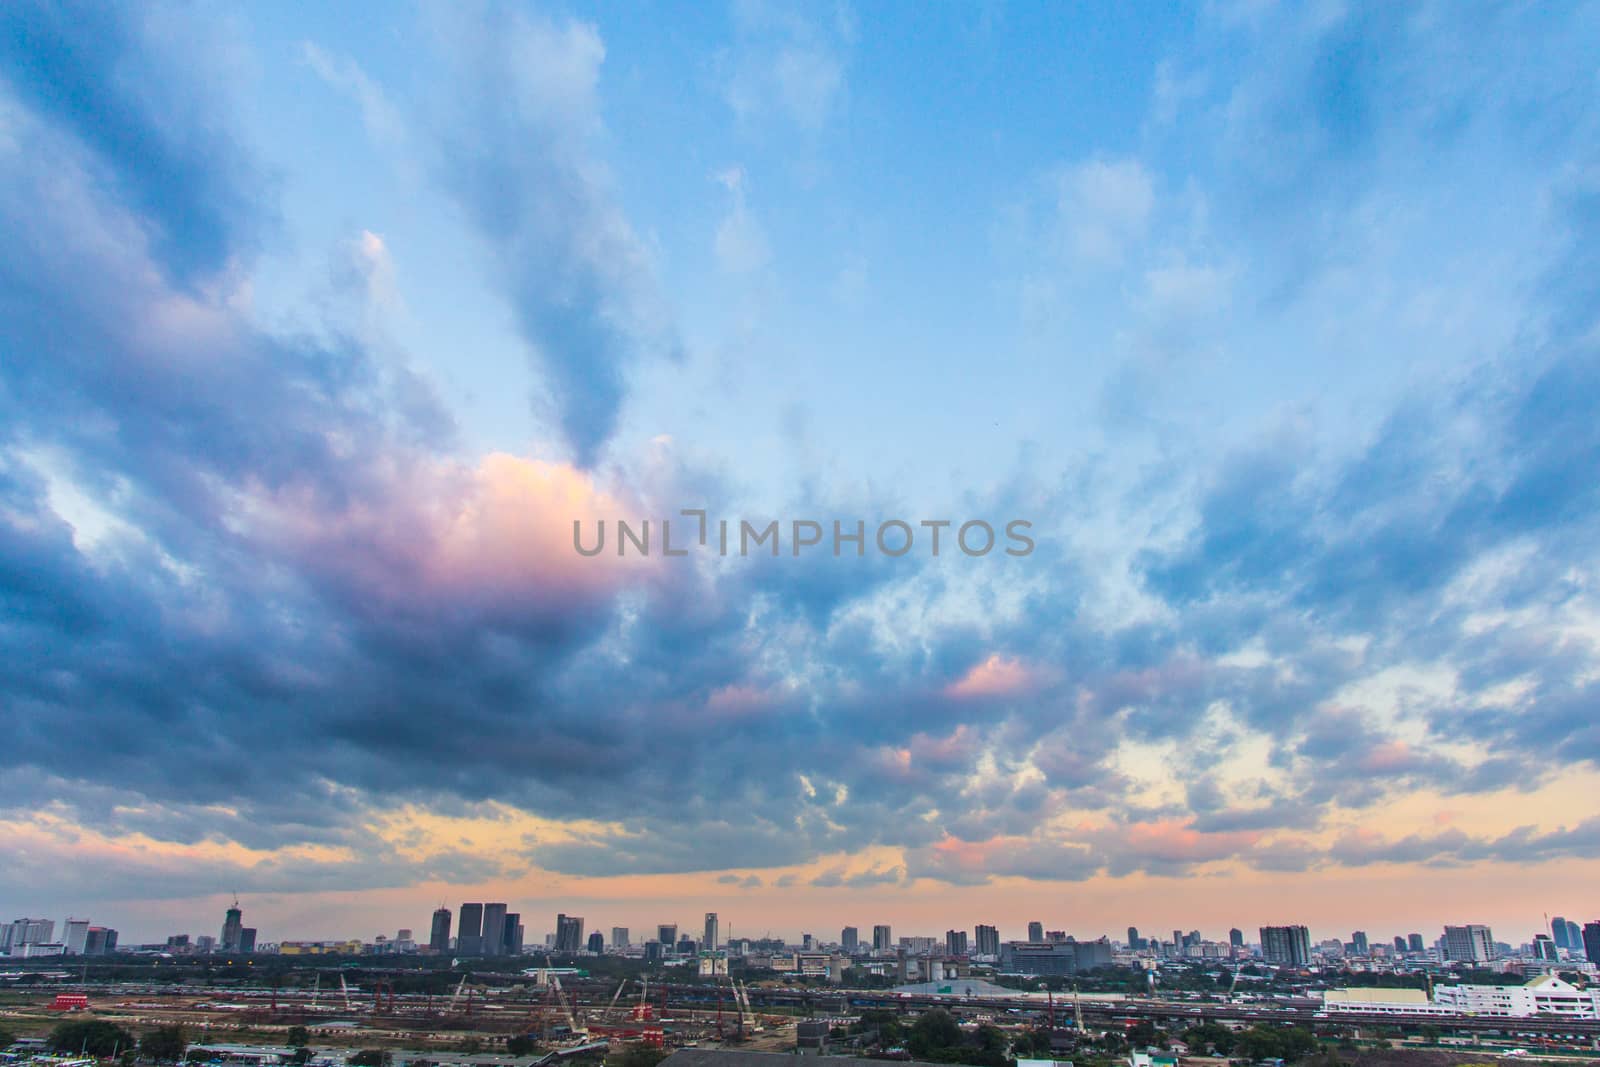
(1073, 984), (1084, 1032)
(340, 974), (353, 1012)
(447, 975), (468, 1013)
(551, 972), (584, 1036)
(607, 980), (628, 1013)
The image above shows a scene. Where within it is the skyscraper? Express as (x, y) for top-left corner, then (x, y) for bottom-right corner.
(587, 931), (604, 953)
(556, 914), (585, 953)
(239, 928), (256, 953)
(612, 927), (629, 948)
(64, 919), (90, 955)
(974, 924), (999, 956)
(503, 912), (522, 954)
(704, 912), (719, 951)
(481, 903), (508, 957)
(430, 907), (452, 953)
(658, 923), (677, 948)
(1259, 925), (1312, 966)
(1552, 917), (1571, 951)
(1127, 926), (1141, 949)
(841, 926), (859, 952)
(220, 901), (244, 953)
(1350, 931), (1368, 955)
(1442, 924), (1495, 963)
(1393, 935), (1407, 953)
(946, 929), (968, 955)
(1229, 928), (1244, 949)
(1027, 921), (1044, 942)
(1408, 932), (1425, 953)
(1532, 934), (1558, 961)
(1564, 920), (1582, 952)
(458, 903), (484, 955)
(1582, 921), (1600, 964)
(872, 924), (892, 951)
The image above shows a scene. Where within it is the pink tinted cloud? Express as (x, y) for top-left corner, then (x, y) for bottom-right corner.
(946, 654), (1046, 699)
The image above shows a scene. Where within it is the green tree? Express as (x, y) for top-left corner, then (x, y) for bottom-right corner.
(1182, 1022), (1236, 1055)
(907, 1009), (963, 1057)
(285, 1026), (310, 1048)
(614, 1043), (668, 1067)
(506, 1036), (537, 1057)
(348, 1050), (390, 1067)
(292, 1050), (315, 1065)
(0, 1027), (15, 1050)
(49, 1020), (136, 1058)
(140, 1025), (189, 1063)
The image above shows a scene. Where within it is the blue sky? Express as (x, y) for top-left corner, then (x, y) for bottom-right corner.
(2, 0), (1600, 944)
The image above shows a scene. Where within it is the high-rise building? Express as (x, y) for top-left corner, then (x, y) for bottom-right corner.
(458, 903), (484, 955)
(63, 919), (90, 956)
(658, 924), (678, 948)
(1259, 925), (1312, 966)
(556, 914), (585, 953)
(1, 918), (54, 954)
(503, 912), (522, 954)
(83, 927), (118, 955)
(1027, 921), (1044, 942)
(481, 904), (508, 957)
(587, 931), (604, 953)
(1564, 920), (1581, 951)
(1552, 917), (1571, 951)
(430, 907), (452, 953)
(239, 928), (256, 953)
(974, 924), (1000, 956)
(1582, 922), (1600, 964)
(1127, 926), (1141, 949)
(612, 927), (629, 949)
(704, 912), (719, 951)
(1351, 931), (1369, 955)
(946, 930), (968, 956)
(1408, 932), (1425, 953)
(220, 902), (244, 953)
(1532, 935), (1558, 961)
(1229, 928), (1244, 949)
(1393, 935), (1408, 953)
(1443, 924), (1495, 963)
(841, 926), (859, 952)
(872, 924), (892, 951)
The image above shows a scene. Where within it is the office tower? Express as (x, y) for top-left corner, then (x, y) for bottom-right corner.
(1229, 928), (1244, 948)
(1351, 931), (1369, 955)
(1442, 924), (1495, 963)
(458, 903), (484, 955)
(587, 931), (604, 953)
(481, 903), (508, 957)
(658, 924), (678, 948)
(195, 935), (216, 953)
(1532, 935), (1558, 961)
(430, 908), (452, 953)
(612, 927), (629, 949)
(83, 927), (118, 955)
(1259, 925), (1312, 966)
(946, 930), (968, 956)
(1552, 917), (1571, 951)
(704, 912), (719, 951)
(872, 924), (892, 951)
(1564, 920), (1581, 950)
(676, 936), (697, 956)
(974, 924), (999, 956)
(1393, 935), (1407, 953)
(1127, 926), (1141, 949)
(1028, 921), (1044, 942)
(221, 901), (244, 952)
(239, 928), (256, 953)
(1583, 922), (1600, 964)
(63, 919), (90, 955)
(1408, 932), (1425, 953)
(841, 926), (859, 952)
(1173, 929), (1182, 950)
(803, 933), (816, 951)
(503, 913), (522, 954)
(556, 914), (585, 953)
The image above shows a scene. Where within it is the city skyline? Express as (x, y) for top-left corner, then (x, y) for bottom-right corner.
(3, 2), (1600, 942)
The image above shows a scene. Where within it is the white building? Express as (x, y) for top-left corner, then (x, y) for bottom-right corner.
(1433, 976), (1600, 1019)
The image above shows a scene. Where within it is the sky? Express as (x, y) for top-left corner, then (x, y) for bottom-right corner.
(1, 0), (1599, 949)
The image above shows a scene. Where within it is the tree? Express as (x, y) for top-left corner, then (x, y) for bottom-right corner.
(141, 1026), (188, 1063)
(49, 1020), (136, 1058)
(292, 1050), (315, 1065)
(506, 1036), (537, 1057)
(907, 1009), (963, 1057)
(348, 1050), (390, 1067)
(0, 1027), (14, 1050)
(614, 1043), (668, 1067)
(285, 1027), (310, 1048)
